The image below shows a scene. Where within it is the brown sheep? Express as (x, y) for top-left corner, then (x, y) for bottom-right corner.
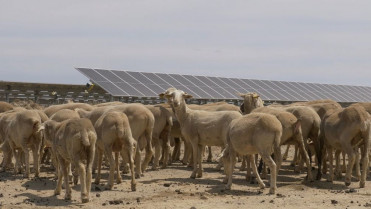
(160, 88), (242, 179)
(4, 110), (44, 178)
(322, 105), (370, 188)
(223, 113), (282, 194)
(94, 111), (137, 191)
(43, 118), (96, 203)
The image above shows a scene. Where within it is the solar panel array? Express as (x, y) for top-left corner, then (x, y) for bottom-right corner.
(76, 68), (371, 102)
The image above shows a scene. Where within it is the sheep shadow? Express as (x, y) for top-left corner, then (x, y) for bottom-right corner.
(17, 192), (77, 207)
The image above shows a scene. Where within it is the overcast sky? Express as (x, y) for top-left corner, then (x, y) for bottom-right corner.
(1, 0), (370, 86)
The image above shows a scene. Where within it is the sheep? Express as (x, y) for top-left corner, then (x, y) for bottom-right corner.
(77, 103), (154, 178)
(50, 109), (80, 122)
(252, 107), (313, 181)
(188, 102), (242, 163)
(44, 103), (94, 117)
(322, 105), (370, 188)
(222, 113), (283, 194)
(0, 101), (14, 113)
(4, 109), (44, 178)
(43, 118), (96, 203)
(159, 88), (242, 179)
(94, 111), (137, 191)
(145, 105), (173, 170)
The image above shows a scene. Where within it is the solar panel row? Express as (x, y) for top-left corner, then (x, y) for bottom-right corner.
(76, 68), (371, 102)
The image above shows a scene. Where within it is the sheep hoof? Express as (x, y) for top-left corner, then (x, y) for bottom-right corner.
(197, 173), (202, 178)
(269, 187), (276, 194)
(345, 181), (351, 186)
(131, 183), (137, 191)
(105, 185), (113, 190)
(54, 190), (60, 196)
(259, 184), (266, 189)
(225, 185), (231, 190)
(94, 179), (100, 185)
(135, 174), (141, 179)
(64, 195), (71, 200)
(82, 198), (89, 203)
(360, 181), (365, 188)
(190, 174), (196, 179)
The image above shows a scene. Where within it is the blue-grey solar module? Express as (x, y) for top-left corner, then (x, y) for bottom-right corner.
(75, 68), (371, 102)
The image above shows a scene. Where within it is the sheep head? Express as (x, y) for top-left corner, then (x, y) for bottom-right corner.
(159, 88), (193, 108)
(238, 92), (264, 114)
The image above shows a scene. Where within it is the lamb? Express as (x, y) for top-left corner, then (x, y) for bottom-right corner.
(43, 118), (97, 203)
(322, 105), (370, 188)
(222, 113), (282, 194)
(94, 111), (137, 191)
(159, 88), (242, 178)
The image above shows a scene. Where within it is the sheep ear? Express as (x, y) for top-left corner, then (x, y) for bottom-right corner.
(159, 93), (165, 99)
(238, 93), (245, 98)
(183, 93), (193, 99)
(252, 93), (259, 98)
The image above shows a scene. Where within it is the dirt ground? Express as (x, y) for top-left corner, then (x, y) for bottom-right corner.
(0, 147), (370, 209)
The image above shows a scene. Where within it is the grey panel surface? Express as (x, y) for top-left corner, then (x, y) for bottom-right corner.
(77, 68), (108, 82)
(76, 68), (371, 102)
(95, 81), (128, 96)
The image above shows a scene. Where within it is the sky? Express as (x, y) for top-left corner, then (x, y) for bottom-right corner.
(1, 0), (370, 86)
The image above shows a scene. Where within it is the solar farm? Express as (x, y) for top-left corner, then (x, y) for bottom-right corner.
(0, 69), (370, 209)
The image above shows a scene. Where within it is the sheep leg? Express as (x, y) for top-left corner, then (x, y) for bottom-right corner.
(344, 145), (355, 187)
(54, 162), (63, 196)
(22, 145), (30, 178)
(240, 156), (247, 171)
(283, 145), (290, 160)
(246, 155), (253, 183)
(126, 144), (136, 191)
(31, 145), (40, 178)
(261, 153), (277, 194)
(104, 146), (115, 190)
(298, 139), (313, 181)
(342, 151), (347, 173)
(197, 144), (204, 178)
(135, 148), (142, 178)
(355, 148), (361, 181)
(94, 148), (103, 184)
(334, 150), (342, 179)
(152, 138), (161, 170)
(86, 144), (95, 200)
(327, 147), (334, 182)
(250, 154), (265, 189)
(141, 132), (154, 174)
(207, 146), (212, 162)
(62, 160), (71, 200)
(92, 151), (98, 174)
(190, 142), (198, 179)
(360, 144), (369, 188)
(161, 137), (170, 169)
(291, 145), (298, 168)
(115, 152), (122, 184)
(172, 137), (181, 162)
(75, 159), (88, 203)
(225, 147), (236, 190)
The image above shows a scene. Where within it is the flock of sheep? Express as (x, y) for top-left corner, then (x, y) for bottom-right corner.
(0, 87), (370, 203)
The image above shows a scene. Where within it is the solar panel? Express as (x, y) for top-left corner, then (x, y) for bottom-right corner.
(76, 68), (371, 102)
